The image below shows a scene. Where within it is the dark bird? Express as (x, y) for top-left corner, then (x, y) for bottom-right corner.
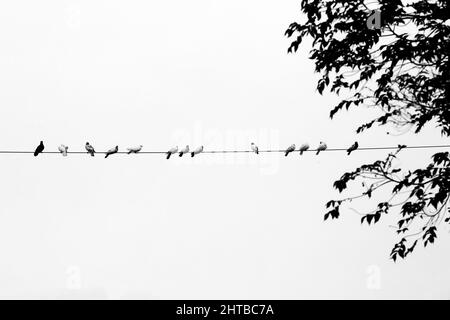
(347, 141), (359, 155)
(179, 145), (189, 157)
(34, 141), (45, 156)
(105, 146), (118, 158)
(191, 146), (204, 157)
(299, 143), (310, 155)
(285, 144), (296, 157)
(166, 146), (178, 159)
(85, 142), (95, 156)
(251, 143), (259, 155)
(316, 141), (327, 155)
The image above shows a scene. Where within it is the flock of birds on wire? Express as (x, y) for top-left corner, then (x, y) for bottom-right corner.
(31, 141), (360, 158)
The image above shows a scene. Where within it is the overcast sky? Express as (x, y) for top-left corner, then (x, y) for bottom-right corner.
(0, 0), (449, 299)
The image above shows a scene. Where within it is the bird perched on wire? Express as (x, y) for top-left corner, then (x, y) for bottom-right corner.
(251, 143), (259, 154)
(105, 146), (118, 158)
(166, 146), (178, 159)
(127, 145), (143, 154)
(316, 142), (327, 155)
(34, 141), (45, 157)
(85, 142), (95, 157)
(179, 145), (189, 157)
(299, 143), (310, 155)
(285, 144), (296, 157)
(58, 144), (69, 157)
(191, 146), (204, 157)
(347, 141), (359, 155)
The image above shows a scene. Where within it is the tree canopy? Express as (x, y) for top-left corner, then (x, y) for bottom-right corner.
(286, 0), (450, 260)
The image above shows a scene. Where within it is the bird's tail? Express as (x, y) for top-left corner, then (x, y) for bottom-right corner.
(166, 153), (171, 159)
(191, 152), (195, 157)
(300, 151), (303, 155)
(105, 153), (109, 158)
(347, 150), (351, 155)
(179, 153), (183, 157)
(256, 150), (259, 155)
(316, 150), (320, 155)
(127, 150), (132, 154)
(34, 152), (38, 157)
(91, 152), (95, 157)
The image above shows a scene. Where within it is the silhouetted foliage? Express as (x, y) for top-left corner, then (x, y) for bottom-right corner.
(287, 0), (450, 260)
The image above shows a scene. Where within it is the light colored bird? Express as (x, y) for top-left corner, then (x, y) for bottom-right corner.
(299, 143), (310, 155)
(127, 145), (143, 154)
(166, 146), (178, 159)
(58, 144), (69, 157)
(85, 142), (95, 157)
(179, 145), (190, 157)
(316, 142), (327, 155)
(191, 146), (204, 157)
(105, 146), (118, 158)
(347, 141), (359, 155)
(251, 143), (259, 154)
(285, 144), (296, 157)
(34, 141), (45, 157)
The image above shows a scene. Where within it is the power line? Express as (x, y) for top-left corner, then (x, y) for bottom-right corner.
(0, 144), (449, 155)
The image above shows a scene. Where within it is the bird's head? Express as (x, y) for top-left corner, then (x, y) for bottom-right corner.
(86, 142), (89, 145)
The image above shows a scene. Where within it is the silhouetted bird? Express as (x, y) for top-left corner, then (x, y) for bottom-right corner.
(285, 144), (296, 157)
(299, 143), (310, 155)
(58, 144), (69, 157)
(34, 141), (44, 156)
(191, 146), (204, 157)
(105, 146), (118, 158)
(316, 142), (327, 155)
(347, 141), (359, 155)
(251, 143), (259, 154)
(166, 146), (178, 159)
(85, 142), (95, 156)
(179, 145), (189, 157)
(127, 145), (143, 154)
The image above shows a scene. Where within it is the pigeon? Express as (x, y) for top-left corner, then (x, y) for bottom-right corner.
(166, 146), (178, 159)
(251, 143), (259, 155)
(105, 146), (118, 158)
(316, 142), (327, 155)
(85, 142), (95, 157)
(285, 144), (296, 157)
(347, 141), (359, 155)
(127, 145), (143, 154)
(58, 144), (69, 157)
(191, 146), (204, 157)
(299, 143), (310, 155)
(34, 141), (45, 157)
(179, 145), (189, 157)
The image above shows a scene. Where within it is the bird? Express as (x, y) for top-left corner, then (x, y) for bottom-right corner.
(285, 144), (296, 157)
(85, 142), (95, 157)
(347, 141), (359, 155)
(316, 142), (327, 155)
(179, 145), (189, 157)
(58, 144), (69, 157)
(191, 146), (204, 157)
(105, 146), (118, 158)
(251, 143), (259, 154)
(166, 146), (178, 159)
(127, 145), (143, 154)
(299, 143), (310, 155)
(34, 141), (44, 157)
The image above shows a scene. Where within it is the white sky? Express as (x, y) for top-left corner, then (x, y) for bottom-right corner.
(0, 0), (449, 299)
